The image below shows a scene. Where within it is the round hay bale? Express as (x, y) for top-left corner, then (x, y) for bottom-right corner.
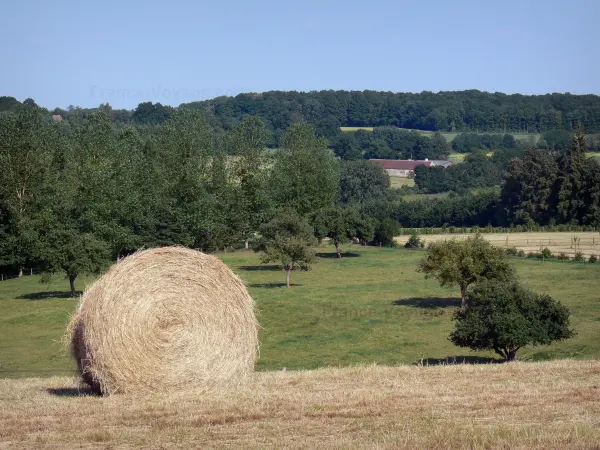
(68, 247), (258, 395)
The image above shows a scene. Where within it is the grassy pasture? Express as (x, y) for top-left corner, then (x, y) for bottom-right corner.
(339, 126), (374, 132)
(395, 231), (600, 259)
(339, 126), (541, 144)
(2, 246), (600, 379)
(389, 176), (415, 188)
(399, 191), (450, 201)
(2, 361), (599, 448)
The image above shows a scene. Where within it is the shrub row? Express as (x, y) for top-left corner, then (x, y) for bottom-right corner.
(398, 224), (599, 235)
(505, 246), (598, 263)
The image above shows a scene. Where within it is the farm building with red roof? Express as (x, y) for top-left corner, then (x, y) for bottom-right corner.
(369, 159), (432, 177)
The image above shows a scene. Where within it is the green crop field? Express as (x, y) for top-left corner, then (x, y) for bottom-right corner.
(389, 176), (415, 188)
(2, 246), (599, 378)
(339, 126), (541, 144)
(339, 126), (374, 132)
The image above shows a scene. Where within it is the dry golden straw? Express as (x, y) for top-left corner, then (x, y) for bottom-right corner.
(69, 247), (258, 395)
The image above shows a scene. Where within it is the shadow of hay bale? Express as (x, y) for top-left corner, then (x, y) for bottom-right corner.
(46, 387), (99, 397)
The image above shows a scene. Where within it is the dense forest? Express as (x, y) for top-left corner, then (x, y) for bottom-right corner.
(1, 98), (600, 290)
(3, 90), (600, 141)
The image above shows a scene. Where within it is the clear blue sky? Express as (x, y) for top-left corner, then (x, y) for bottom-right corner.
(2, 0), (598, 109)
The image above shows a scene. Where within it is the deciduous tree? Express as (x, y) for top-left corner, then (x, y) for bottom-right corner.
(339, 160), (390, 204)
(418, 234), (515, 309)
(450, 281), (574, 361)
(313, 206), (373, 257)
(254, 210), (316, 287)
(270, 124), (339, 215)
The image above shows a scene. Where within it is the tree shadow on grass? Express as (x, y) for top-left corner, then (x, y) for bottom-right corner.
(414, 356), (502, 366)
(239, 265), (281, 272)
(248, 283), (303, 289)
(315, 252), (360, 259)
(393, 297), (461, 309)
(18, 291), (79, 300)
(46, 386), (99, 397)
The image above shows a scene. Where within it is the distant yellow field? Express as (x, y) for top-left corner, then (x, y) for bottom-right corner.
(395, 231), (600, 258)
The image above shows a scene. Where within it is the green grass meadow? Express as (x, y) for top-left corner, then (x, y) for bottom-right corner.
(389, 176), (415, 189)
(340, 126), (541, 144)
(1, 246), (600, 378)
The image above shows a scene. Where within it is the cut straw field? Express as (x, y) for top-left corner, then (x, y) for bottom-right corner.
(1, 361), (599, 449)
(396, 232), (600, 259)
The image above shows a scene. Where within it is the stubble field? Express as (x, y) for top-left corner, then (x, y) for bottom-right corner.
(396, 232), (600, 259)
(1, 361), (599, 449)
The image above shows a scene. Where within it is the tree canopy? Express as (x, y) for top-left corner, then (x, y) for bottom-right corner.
(450, 281), (574, 361)
(418, 234), (516, 308)
(253, 209), (316, 287)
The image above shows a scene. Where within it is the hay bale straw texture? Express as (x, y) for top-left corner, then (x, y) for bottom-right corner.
(69, 247), (258, 395)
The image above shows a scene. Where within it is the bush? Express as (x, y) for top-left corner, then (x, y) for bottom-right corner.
(556, 253), (570, 261)
(404, 231), (423, 249)
(517, 249), (526, 257)
(450, 281), (574, 361)
(372, 219), (399, 247)
(573, 252), (585, 262)
(541, 247), (553, 260)
(589, 254), (598, 264)
(505, 247), (518, 256)
(527, 252), (541, 259)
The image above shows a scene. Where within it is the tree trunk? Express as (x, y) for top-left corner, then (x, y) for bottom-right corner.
(244, 239), (249, 249)
(18, 267), (23, 278)
(286, 269), (291, 288)
(335, 243), (342, 258)
(506, 349), (517, 362)
(69, 275), (77, 297)
(460, 284), (468, 310)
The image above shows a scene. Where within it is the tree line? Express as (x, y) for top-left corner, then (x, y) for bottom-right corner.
(333, 128), (450, 160)
(0, 105), (389, 291)
(1, 104), (599, 292)
(3, 89), (600, 142)
(414, 148), (524, 194)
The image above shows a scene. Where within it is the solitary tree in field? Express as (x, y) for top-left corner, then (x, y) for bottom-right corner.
(450, 281), (574, 361)
(313, 206), (374, 258)
(254, 210), (316, 287)
(418, 234), (515, 309)
(39, 228), (110, 295)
